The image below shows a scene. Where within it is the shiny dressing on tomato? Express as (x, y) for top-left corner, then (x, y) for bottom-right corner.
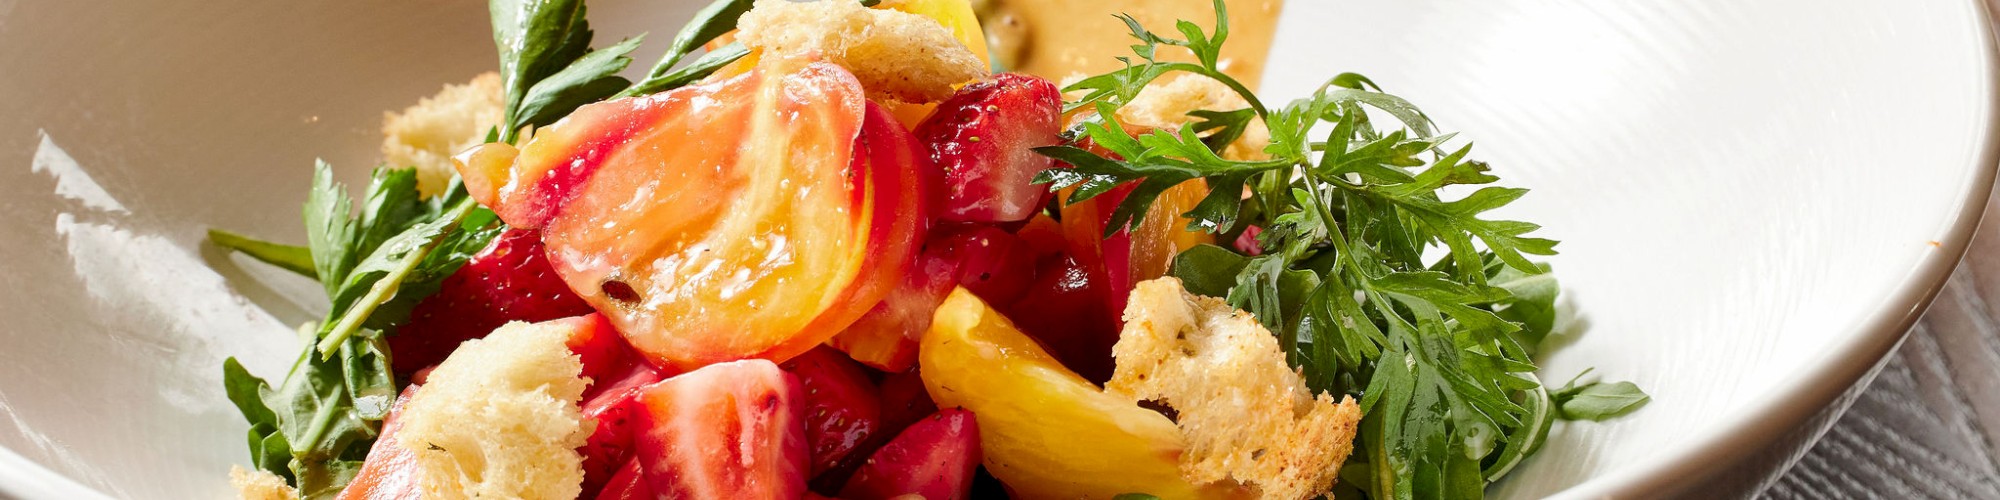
(977, 0), (1282, 88)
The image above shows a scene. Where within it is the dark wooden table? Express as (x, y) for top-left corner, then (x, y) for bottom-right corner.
(1760, 190), (2000, 499)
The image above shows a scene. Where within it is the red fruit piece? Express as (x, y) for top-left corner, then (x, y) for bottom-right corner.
(840, 409), (983, 500)
(556, 313), (647, 400)
(525, 63), (926, 371)
(389, 228), (595, 376)
(933, 224), (1037, 306)
(1233, 225), (1266, 256)
(829, 233), (964, 372)
(594, 458), (654, 500)
(914, 73), (1063, 223)
(337, 385), (421, 500)
(1004, 253), (1122, 384)
(579, 362), (668, 495)
(632, 359), (809, 499)
(876, 368), (939, 437)
(779, 347), (884, 481)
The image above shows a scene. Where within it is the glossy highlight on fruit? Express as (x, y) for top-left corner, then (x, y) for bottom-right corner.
(918, 289), (1244, 499)
(467, 60), (925, 370)
(632, 359), (809, 499)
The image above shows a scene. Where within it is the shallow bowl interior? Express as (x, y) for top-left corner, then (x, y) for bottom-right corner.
(0, 0), (1993, 498)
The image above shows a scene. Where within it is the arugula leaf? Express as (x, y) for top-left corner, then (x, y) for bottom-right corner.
(489, 0), (595, 142)
(222, 358), (291, 480)
(208, 229), (315, 278)
(513, 34), (646, 130)
(256, 326), (383, 499)
(620, 41), (751, 98)
(626, 0), (754, 94)
(219, 163), (499, 496)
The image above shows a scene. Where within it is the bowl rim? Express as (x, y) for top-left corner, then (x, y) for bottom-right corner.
(2, 2), (1996, 499)
(1548, 1), (2000, 497)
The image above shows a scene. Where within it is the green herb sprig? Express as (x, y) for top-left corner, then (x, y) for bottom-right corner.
(217, 164), (498, 498)
(211, 0), (770, 494)
(1036, 2), (1646, 498)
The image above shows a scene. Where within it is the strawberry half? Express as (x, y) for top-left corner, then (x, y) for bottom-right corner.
(632, 360), (809, 499)
(840, 409), (983, 500)
(876, 367), (939, 438)
(914, 73), (1063, 223)
(579, 362), (667, 495)
(389, 228), (595, 376)
(780, 347), (884, 486)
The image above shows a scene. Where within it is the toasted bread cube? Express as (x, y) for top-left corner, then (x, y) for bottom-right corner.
(229, 465), (296, 500)
(1109, 278), (1362, 500)
(381, 72), (504, 197)
(396, 320), (590, 500)
(736, 0), (987, 103)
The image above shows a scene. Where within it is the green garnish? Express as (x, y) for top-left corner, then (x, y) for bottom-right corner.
(220, 164), (497, 498)
(1037, 2), (1646, 498)
(210, 0), (772, 494)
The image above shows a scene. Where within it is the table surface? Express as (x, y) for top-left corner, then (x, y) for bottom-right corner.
(1759, 189), (2000, 498)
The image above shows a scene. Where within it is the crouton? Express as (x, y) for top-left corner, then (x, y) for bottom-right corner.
(395, 320), (589, 500)
(1108, 277), (1363, 500)
(735, 0), (986, 103)
(229, 465), (296, 500)
(382, 72), (504, 197)
(1117, 74), (1272, 161)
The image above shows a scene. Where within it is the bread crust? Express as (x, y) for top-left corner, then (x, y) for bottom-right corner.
(229, 465), (297, 500)
(736, 0), (986, 103)
(396, 320), (590, 500)
(1116, 75), (1272, 161)
(381, 72), (504, 197)
(1109, 278), (1362, 500)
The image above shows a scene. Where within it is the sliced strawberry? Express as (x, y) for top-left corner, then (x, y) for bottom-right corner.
(1003, 252), (1122, 384)
(840, 409), (983, 500)
(389, 228), (595, 375)
(780, 346), (884, 482)
(579, 362), (667, 494)
(593, 458), (654, 500)
(933, 224), (1037, 306)
(914, 73), (1063, 223)
(336, 385), (421, 500)
(632, 359), (809, 499)
(876, 368), (939, 437)
(554, 313), (648, 400)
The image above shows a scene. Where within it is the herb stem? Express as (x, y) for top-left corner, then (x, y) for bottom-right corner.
(313, 197), (479, 358)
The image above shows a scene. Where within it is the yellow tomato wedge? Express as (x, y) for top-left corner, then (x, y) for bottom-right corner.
(919, 289), (1248, 500)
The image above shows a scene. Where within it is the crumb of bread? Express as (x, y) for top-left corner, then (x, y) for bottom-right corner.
(382, 72), (504, 197)
(229, 465), (296, 500)
(1116, 75), (1272, 161)
(1108, 277), (1363, 500)
(396, 320), (589, 500)
(736, 0), (986, 103)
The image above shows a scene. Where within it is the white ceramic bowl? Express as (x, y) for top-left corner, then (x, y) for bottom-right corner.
(0, 0), (1994, 498)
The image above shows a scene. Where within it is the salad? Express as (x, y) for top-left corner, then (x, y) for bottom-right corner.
(212, 0), (1648, 499)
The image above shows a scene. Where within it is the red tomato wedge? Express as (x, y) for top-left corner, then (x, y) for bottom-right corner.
(464, 60), (925, 370)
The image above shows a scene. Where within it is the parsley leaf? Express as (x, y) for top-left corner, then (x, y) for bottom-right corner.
(1551, 370), (1652, 421)
(1053, 1), (1644, 498)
